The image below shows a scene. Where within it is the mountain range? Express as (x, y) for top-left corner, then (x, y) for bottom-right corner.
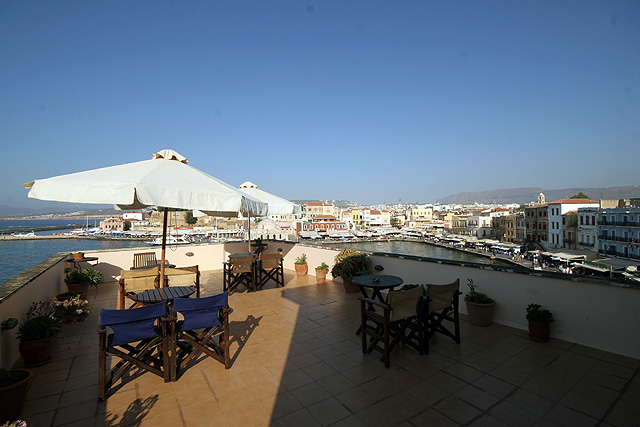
(437, 186), (640, 205)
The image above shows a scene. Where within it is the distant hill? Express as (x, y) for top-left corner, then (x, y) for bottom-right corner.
(438, 186), (640, 205)
(0, 205), (121, 219)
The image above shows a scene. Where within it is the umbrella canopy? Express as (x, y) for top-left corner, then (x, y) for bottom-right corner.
(238, 181), (300, 216)
(24, 149), (269, 285)
(237, 181), (300, 250)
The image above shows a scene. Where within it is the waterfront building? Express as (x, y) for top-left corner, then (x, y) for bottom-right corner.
(525, 203), (548, 245)
(302, 214), (348, 232)
(122, 211), (144, 221)
(562, 211), (578, 250)
(451, 214), (469, 235)
(548, 199), (600, 248)
(577, 207), (598, 253)
(504, 212), (525, 243)
(100, 217), (124, 231)
(368, 209), (391, 227)
(466, 214), (492, 238)
(303, 202), (335, 220)
(407, 206), (433, 229)
(598, 205), (640, 260)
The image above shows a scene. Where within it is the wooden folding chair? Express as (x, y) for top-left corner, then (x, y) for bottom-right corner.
(170, 292), (230, 381)
(257, 253), (284, 290)
(119, 267), (160, 309)
(132, 252), (158, 269)
(223, 255), (256, 293)
(423, 279), (461, 354)
(98, 301), (170, 400)
(165, 266), (200, 298)
(359, 286), (424, 368)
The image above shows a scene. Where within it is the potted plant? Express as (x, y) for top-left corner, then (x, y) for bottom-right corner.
(331, 248), (372, 293)
(52, 295), (90, 324)
(72, 251), (85, 260)
(64, 267), (102, 297)
(315, 262), (329, 283)
(464, 279), (496, 326)
(294, 253), (308, 276)
(526, 303), (555, 342)
(0, 368), (33, 424)
(17, 301), (62, 367)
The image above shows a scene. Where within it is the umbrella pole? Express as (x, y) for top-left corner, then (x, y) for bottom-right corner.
(161, 209), (168, 287)
(247, 214), (251, 253)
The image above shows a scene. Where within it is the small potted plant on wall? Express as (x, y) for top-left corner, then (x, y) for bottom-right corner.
(315, 262), (329, 283)
(64, 268), (102, 297)
(17, 301), (62, 367)
(464, 279), (496, 326)
(294, 253), (308, 276)
(0, 367), (33, 423)
(526, 303), (555, 342)
(331, 248), (372, 293)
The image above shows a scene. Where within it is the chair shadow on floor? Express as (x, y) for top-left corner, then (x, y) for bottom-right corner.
(103, 395), (159, 427)
(228, 314), (263, 366)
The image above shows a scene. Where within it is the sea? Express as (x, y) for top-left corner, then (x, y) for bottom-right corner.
(0, 221), (509, 285)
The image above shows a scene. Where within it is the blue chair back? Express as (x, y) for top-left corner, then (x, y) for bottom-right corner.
(100, 301), (167, 348)
(173, 292), (228, 331)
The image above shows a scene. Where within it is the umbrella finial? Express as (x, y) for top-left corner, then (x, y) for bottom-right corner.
(153, 150), (188, 163)
(239, 181), (257, 189)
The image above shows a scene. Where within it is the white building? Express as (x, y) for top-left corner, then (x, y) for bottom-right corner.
(548, 199), (600, 248)
(577, 207), (598, 253)
(598, 206), (640, 260)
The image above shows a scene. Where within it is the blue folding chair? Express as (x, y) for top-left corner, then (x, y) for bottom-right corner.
(170, 292), (230, 381)
(98, 301), (170, 400)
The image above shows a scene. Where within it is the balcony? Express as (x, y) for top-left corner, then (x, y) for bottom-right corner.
(2, 242), (640, 426)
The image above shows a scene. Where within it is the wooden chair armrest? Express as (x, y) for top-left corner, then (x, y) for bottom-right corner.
(358, 297), (391, 312)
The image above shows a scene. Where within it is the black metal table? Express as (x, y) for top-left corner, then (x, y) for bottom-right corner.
(353, 275), (404, 303)
(66, 256), (99, 270)
(130, 286), (196, 305)
(352, 275), (403, 335)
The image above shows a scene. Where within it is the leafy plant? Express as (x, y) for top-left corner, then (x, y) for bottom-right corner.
(294, 253), (307, 265)
(0, 368), (29, 388)
(331, 248), (371, 280)
(316, 262), (329, 270)
(464, 278), (494, 304)
(17, 301), (62, 341)
(53, 296), (90, 324)
(64, 268), (102, 286)
(526, 303), (555, 324)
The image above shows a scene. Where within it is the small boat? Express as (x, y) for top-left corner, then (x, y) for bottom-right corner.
(12, 231), (36, 237)
(148, 236), (190, 246)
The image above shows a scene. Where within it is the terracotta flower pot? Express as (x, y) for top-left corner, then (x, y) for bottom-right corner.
(19, 334), (58, 367)
(465, 300), (496, 326)
(66, 283), (89, 298)
(342, 279), (360, 293)
(295, 264), (308, 276)
(528, 321), (551, 342)
(315, 268), (328, 283)
(0, 368), (33, 423)
(73, 252), (85, 260)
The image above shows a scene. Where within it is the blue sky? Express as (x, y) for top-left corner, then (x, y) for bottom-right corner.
(1, 1), (639, 210)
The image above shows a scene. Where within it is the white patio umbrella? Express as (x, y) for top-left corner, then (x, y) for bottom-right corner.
(237, 181), (300, 251)
(23, 149), (268, 286)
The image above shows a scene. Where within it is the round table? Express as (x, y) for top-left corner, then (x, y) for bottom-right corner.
(130, 286), (196, 305)
(352, 274), (404, 303)
(352, 275), (403, 335)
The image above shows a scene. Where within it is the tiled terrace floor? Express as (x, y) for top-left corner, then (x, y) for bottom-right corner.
(18, 270), (640, 427)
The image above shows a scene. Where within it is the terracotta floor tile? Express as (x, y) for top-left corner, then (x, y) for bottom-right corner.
(179, 395), (224, 425)
(139, 408), (185, 427)
(223, 401), (271, 427)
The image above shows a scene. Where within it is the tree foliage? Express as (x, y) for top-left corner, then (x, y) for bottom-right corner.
(184, 210), (197, 225)
(570, 192), (589, 199)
